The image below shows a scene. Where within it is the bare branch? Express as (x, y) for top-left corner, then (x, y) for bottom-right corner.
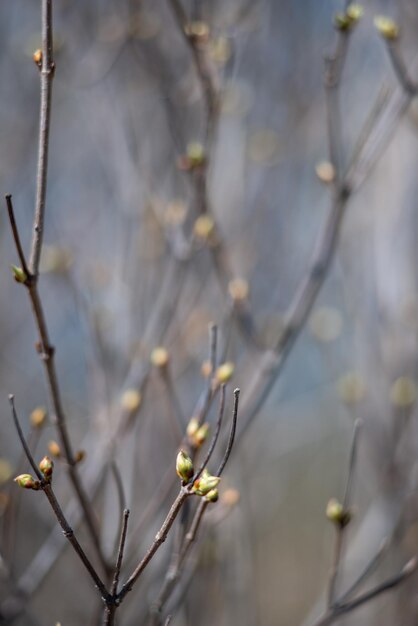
(5, 195), (31, 279)
(29, 0), (55, 276)
(192, 383), (226, 484)
(9, 396), (110, 603)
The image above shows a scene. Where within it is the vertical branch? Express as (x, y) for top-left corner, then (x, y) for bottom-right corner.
(29, 0), (54, 276)
(5, 0), (106, 570)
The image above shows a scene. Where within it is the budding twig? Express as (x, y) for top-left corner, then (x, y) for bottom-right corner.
(9, 396), (110, 603)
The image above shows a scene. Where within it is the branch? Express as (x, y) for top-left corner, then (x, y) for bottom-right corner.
(117, 488), (190, 603)
(29, 0), (55, 276)
(192, 383), (226, 484)
(149, 389), (240, 623)
(310, 556), (418, 626)
(327, 419), (362, 607)
(9, 396), (110, 603)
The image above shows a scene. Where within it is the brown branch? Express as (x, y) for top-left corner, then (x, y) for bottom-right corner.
(5, 195), (30, 279)
(5, 196), (107, 574)
(310, 557), (418, 626)
(150, 388), (240, 623)
(29, 0), (54, 276)
(9, 396), (111, 603)
(111, 509), (130, 596)
(117, 489), (190, 603)
(327, 419), (362, 607)
(386, 40), (417, 96)
(192, 383), (225, 484)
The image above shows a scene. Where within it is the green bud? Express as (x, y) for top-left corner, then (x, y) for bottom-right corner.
(326, 498), (352, 528)
(186, 417), (199, 439)
(186, 142), (205, 168)
(334, 4), (363, 31)
(193, 473), (220, 496)
(205, 488), (219, 503)
(176, 449), (194, 482)
(14, 474), (40, 490)
(374, 15), (399, 40)
(346, 4), (364, 22)
(195, 423), (210, 447)
(39, 456), (54, 481)
(11, 265), (27, 284)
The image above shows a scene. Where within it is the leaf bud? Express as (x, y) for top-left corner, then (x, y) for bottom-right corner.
(326, 498), (352, 528)
(39, 456), (54, 481)
(14, 474), (40, 490)
(186, 417), (199, 439)
(30, 407), (47, 429)
(120, 389), (142, 413)
(193, 214), (215, 240)
(205, 488), (219, 503)
(48, 440), (61, 458)
(374, 15), (399, 40)
(11, 265), (27, 284)
(186, 142), (206, 168)
(33, 49), (42, 66)
(176, 449), (194, 482)
(228, 278), (249, 303)
(150, 346), (169, 368)
(193, 473), (220, 496)
(194, 423), (210, 447)
(216, 362), (234, 384)
(334, 4), (363, 31)
(75, 450), (86, 464)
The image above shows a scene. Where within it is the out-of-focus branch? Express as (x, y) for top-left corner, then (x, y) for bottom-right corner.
(327, 420), (362, 607)
(310, 556), (418, 626)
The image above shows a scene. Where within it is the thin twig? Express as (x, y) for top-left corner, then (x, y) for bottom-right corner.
(29, 0), (54, 276)
(111, 509), (130, 596)
(310, 557), (418, 626)
(327, 419), (362, 607)
(217, 388), (240, 476)
(386, 41), (417, 96)
(5, 195), (30, 278)
(150, 388), (240, 623)
(337, 538), (388, 604)
(192, 383), (226, 484)
(9, 396), (43, 480)
(117, 489), (190, 603)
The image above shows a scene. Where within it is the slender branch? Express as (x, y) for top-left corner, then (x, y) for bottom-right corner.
(9, 396), (43, 480)
(150, 388), (240, 623)
(217, 388), (240, 476)
(5, 197), (107, 573)
(29, 0), (54, 276)
(111, 509), (130, 596)
(342, 419), (362, 509)
(117, 489), (190, 603)
(9, 396), (110, 602)
(5, 196), (30, 279)
(337, 538), (388, 604)
(310, 557), (418, 626)
(327, 419), (362, 607)
(386, 40), (417, 96)
(110, 461), (127, 521)
(192, 383), (225, 484)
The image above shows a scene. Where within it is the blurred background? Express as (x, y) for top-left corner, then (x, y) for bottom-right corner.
(1, 0), (418, 624)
